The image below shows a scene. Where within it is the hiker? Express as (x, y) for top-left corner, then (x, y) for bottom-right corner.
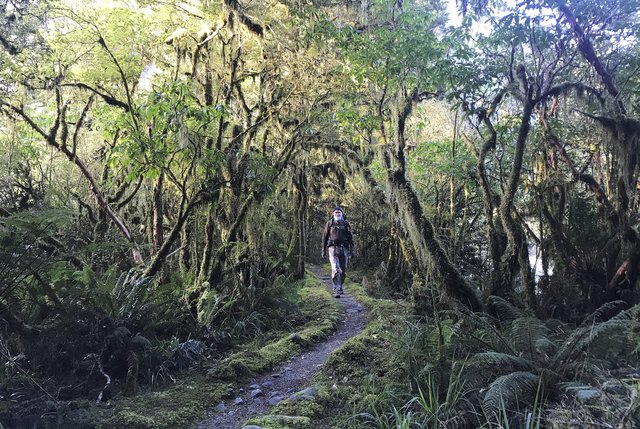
(321, 206), (355, 298)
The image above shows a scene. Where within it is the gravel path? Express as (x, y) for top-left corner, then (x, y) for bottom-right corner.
(196, 265), (368, 429)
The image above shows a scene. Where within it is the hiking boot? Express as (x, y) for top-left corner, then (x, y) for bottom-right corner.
(333, 287), (342, 298)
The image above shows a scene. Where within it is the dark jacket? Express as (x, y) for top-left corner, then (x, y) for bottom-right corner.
(322, 218), (354, 252)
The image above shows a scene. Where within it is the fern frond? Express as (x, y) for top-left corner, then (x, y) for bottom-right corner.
(481, 371), (539, 418)
(450, 309), (515, 354)
(468, 352), (532, 371)
(111, 269), (153, 319)
(557, 381), (592, 393)
(554, 318), (630, 364)
(611, 303), (640, 321)
(487, 295), (523, 322)
(510, 317), (551, 359)
(534, 337), (557, 356)
(463, 352), (532, 389)
(553, 360), (602, 380)
(580, 300), (626, 325)
(545, 318), (569, 335)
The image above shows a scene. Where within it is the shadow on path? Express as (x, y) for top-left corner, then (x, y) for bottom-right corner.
(197, 264), (367, 429)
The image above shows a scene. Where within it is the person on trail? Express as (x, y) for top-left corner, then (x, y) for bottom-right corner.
(321, 206), (355, 298)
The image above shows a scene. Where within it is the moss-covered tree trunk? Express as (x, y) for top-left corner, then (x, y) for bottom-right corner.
(386, 168), (482, 311)
(287, 170), (307, 280)
(379, 90), (482, 311)
(494, 100), (534, 303)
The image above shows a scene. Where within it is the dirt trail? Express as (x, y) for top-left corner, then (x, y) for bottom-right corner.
(196, 265), (367, 429)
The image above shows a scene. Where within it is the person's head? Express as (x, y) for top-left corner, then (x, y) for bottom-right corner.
(332, 206), (344, 221)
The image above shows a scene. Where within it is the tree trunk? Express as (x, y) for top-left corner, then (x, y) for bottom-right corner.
(494, 100), (533, 297)
(286, 183), (305, 279)
(152, 171), (165, 255)
(179, 215), (193, 275)
(142, 194), (204, 279)
(373, 89), (482, 310)
(387, 169), (482, 311)
(296, 171), (308, 278)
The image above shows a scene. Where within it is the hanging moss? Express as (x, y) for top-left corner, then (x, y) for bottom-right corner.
(389, 169), (483, 311)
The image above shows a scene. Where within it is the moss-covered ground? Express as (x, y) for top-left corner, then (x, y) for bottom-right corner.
(247, 270), (640, 429)
(241, 274), (413, 429)
(66, 272), (342, 429)
(90, 266), (640, 429)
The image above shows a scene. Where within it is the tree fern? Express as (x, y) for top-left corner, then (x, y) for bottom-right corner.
(553, 318), (632, 365)
(449, 308), (516, 354)
(443, 301), (640, 424)
(609, 303), (640, 322)
(544, 318), (569, 335)
(551, 360), (602, 381)
(533, 337), (556, 357)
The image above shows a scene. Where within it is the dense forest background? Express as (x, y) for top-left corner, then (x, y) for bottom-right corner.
(4, 0), (640, 427)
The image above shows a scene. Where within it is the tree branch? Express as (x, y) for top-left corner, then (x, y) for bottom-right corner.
(559, 4), (626, 114)
(60, 83), (129, 111)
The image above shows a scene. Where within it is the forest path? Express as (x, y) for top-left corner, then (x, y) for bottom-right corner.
(196, 264), (367, 429)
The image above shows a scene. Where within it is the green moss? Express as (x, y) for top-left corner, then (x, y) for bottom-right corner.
(208, 361), (238, 380)
(323, 322), (395, 382)
(208, 274), (342, 382)
(244, 414), (312, 429)
(95, 375), (231, 429)
(291, 281), (412, 429)
(260, 338), (303, 366)
(87, 271), (349, 429)
(97, 410), (155, 429)
(271, 399), (324, 418)
(343, 279), (403, 317)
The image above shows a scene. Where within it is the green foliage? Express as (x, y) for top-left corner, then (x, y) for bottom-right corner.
(197, 268), (305, 348)
(149, 338), (205, 373)
(406, 366), (469, 427)
(445, 303), (640, 423)
(95, 377), (231, 429)
(481, 371), (540, 420)
(109, 81), (225, 180)
(0, 210), (94, 356)
(319, 278), (640, 427)
(4, 0), (640, 427)
(112, 270), (154, 319)
(566, 192), (609, 250)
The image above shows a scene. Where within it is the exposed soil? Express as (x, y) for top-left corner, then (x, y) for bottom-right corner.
(196, 264), (368, 429)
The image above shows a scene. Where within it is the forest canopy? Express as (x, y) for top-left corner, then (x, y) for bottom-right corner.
(3, 0), (640, 427)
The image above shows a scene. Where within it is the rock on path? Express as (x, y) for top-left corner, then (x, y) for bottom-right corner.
(196, 265), (367, 429)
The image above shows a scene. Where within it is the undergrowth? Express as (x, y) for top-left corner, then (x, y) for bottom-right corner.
(2, 271), (341, 429)
(260, 276), (640, 429)
(89, 273), (341, 429)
